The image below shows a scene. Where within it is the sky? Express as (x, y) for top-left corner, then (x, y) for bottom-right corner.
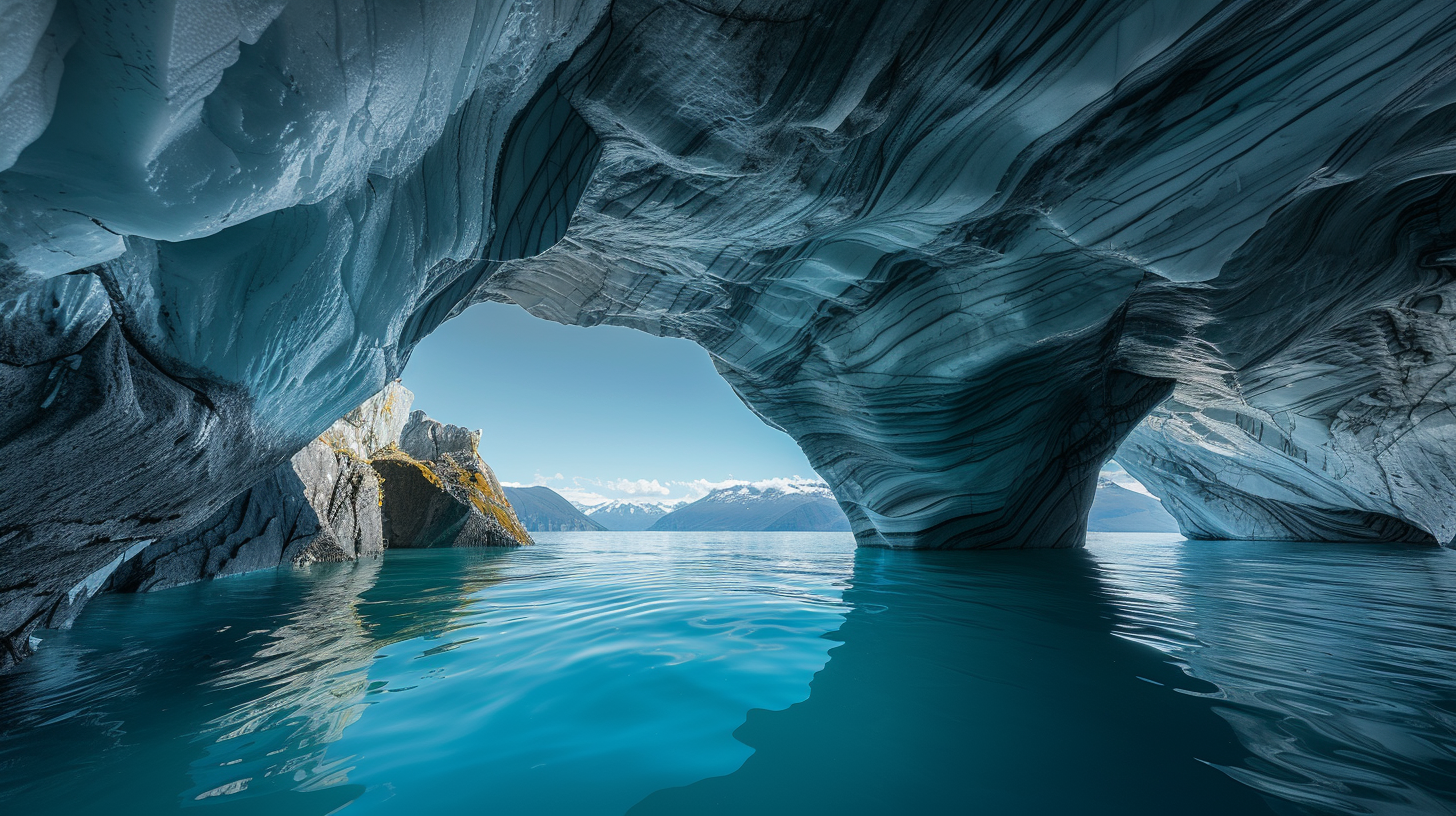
(403, 301), (1151, 508)
(401, 302), (819, 507)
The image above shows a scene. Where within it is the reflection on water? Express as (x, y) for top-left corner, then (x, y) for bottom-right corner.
(632, 542), (1271, 815)
(186, 549), (511, 806)
(1, 533), (1454, 815)
(0, 534), (852, 815)
(0, 548), (516, 815)
(1093, 537), (1456, 815)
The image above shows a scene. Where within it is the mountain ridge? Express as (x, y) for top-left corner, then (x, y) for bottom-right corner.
(650, 483), (851, 533)
(585, 500), (673, 532)
(504, 486), (606, 532)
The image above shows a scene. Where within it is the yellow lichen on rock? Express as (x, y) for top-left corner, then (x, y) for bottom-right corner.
(371, 445), (445, 490)
(455, 468), (533, 546)
(366, 416), (532, 548)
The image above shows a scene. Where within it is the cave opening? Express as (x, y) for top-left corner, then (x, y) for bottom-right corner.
(4, 1), (1456, 813)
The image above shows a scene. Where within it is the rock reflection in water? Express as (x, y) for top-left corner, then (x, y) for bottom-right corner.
(632, 544), (1277, 815)
(4, 534), (1455, 816)
(1092, 536), (1456, 815)
(632, 535), (1456, 815)
(0, 549), (508, 814)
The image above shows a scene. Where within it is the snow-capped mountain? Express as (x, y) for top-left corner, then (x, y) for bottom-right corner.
(585, 500), (674, 532)
(650, 481), (850, 532)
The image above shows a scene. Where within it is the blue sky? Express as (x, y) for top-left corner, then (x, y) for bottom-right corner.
(405, 302), (1151, 508)
(402, 302), (818, 506)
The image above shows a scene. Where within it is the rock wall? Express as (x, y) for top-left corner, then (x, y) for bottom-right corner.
(0, 382), (529, 666)
(486, 0), (1456, 549)
(105, 438), (385, 593)
(106, 384), (529, 594)
(375, 411), (533, 549)
(0, 0), (603, 666)
(100, 383), (412, 596)
(7, 0), (1456, 662)
(1113, 175), (1456, 545)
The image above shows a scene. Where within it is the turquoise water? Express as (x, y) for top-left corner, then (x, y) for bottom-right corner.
(0, 532), (1453, 815)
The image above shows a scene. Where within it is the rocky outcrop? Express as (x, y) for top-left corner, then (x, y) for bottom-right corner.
(9, 1), (1456, 663)
(105, 438), (384, 593)
(373, 412), (532, 548)
(107, 384), (527, 593)
(102, 382), (414, 593)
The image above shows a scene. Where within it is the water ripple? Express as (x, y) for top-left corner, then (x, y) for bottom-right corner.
(0, 532), (854, 815)
(1089, 534), (1456, 815)
(2, 532), (1454, 815)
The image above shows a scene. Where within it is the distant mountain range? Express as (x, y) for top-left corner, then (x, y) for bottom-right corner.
(584, 500), (672, 531)
(1086, 480), (1179, 533)
(649, 482), (851, 532)
(503, 486), (605, 532)
(506, 478), (1179, 535)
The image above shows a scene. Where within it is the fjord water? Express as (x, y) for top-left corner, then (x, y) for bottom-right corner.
(0, 534), (1453, 815)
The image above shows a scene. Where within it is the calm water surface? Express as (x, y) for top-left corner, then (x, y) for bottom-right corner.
(1, 532), (1453, 815)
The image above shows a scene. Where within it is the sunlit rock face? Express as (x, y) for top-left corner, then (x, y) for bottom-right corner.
(374, 410), (533, 549)
(6, 0), (1456, 660)
(105, 436), (385, 594)
(103, 383), (416, 595)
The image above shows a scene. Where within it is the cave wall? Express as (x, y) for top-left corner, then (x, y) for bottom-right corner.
(486, 0), (1456, 547)
(5, 0), (1456, 660)
(0, 0), (607, 666)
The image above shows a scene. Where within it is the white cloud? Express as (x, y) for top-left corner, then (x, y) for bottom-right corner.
(673, 478), (747, 501)
(605, 478), (672, 496)
(556, 487), (611, 507)
(746, 476), (827, 493)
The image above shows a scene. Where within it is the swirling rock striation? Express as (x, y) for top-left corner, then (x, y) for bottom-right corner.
(102, 383), (415, 594)
(6, 0), (1456, 659)
(487, 0), (1456, 549)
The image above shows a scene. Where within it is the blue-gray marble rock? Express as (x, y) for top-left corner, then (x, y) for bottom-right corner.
(6, 0), (1456, 665)
(105, 437), (385, 594)
(101, 383), (418, 595)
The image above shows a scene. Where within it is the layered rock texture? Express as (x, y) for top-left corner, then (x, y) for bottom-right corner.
(105, 438), (385, 594)
(0, 381), (527, 666)
(104, 382), (416, 594)
(6, 0), (1456, 658)
(107, 384), (530, 595)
